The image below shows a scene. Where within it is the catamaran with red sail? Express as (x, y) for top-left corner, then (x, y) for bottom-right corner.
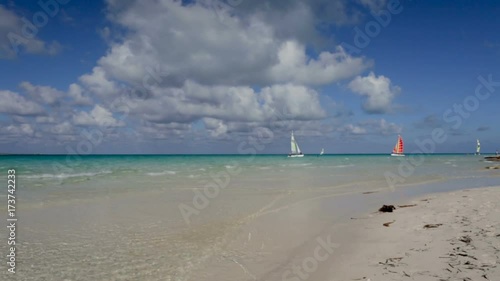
(391, 135), (405, 157)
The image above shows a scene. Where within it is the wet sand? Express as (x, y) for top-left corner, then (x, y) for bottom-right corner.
(1, 182), (499, 280)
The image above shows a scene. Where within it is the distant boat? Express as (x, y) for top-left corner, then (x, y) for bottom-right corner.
(288, 131), (304, 158)
(476, 139), (481, 155)
(391, 135), (405, 157)
(319, 148), (324, 156)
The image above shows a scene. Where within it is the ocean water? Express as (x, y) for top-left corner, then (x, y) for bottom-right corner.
(0, 154), (498, 280)
(0, 154), (497, 201)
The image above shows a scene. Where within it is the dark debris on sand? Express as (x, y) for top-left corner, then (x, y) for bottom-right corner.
(379, 205), (396, 212)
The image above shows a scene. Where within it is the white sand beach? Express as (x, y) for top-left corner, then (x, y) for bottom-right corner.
(327, 186), (500, 281)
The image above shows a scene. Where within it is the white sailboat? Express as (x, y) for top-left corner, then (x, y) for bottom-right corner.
(476, 139), (481, 155)
(288, 131), (304, 158)
(390, 135), (405, 157)
(320, 148), (324, 156)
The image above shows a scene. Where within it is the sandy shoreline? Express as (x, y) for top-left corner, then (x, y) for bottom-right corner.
(1, 181), (499, 280)
(327, 186), (500, 281)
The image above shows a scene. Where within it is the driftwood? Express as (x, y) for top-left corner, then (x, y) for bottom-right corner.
(398, 204), (417, 208)
(423, 223), (443, 229)
(484, 156), (500, 162)
(379, 205), (396, 212)
(485, 166), (500, 170)
(383, 220), (395, 227)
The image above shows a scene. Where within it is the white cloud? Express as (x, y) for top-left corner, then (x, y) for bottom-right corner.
(50, 121), (73, 135)
(68, 83), (93, 105)
(0, 90), (44, 115)
(348, 72), (401, 114)
(19, 81), (64, 105)
(79, 67), (119, 97)
(4, 124), (34, 137)
(0, 0), (399, 151)
(203, 118), (229, 138)
(0, 5), (62, 59)
(342, 124), (367, 135)
(129, 81), (325, 126)
(268, 41), (371, 85)
(96, 0), (370, 87)
(35, 116), (56, 123)
(341, 118), (401, 136)
(260, 83), (326, 120)
(73, 105), (124, 127)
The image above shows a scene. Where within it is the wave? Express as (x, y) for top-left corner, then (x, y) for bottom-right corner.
(330, 164), (355, 168)
(146, 170), (177, 176)
(24, 170), (112, 179)
(281, 163), (313, 167)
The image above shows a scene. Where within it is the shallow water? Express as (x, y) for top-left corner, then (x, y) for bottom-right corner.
(0, 154), (498, 280)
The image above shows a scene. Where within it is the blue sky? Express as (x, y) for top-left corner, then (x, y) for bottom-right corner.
(0, 0), (499, 154)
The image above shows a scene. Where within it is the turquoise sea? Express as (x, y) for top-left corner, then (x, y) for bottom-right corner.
(0, 154), (499, 280)
(1, 153), (498, 192)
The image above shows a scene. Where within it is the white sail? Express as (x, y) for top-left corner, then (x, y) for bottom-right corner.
(320, 148), (324, 155)
(476, 139), (481, 154)
(288, 131), (304, 157)
(295, 139), (301, 154)
(291, 132), (298, 154)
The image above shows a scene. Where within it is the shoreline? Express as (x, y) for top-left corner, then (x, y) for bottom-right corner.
(325, 186), (500, 281)
(1, 176), (499, 280)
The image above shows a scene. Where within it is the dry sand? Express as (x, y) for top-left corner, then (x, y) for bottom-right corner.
(328, 186), (500, 281)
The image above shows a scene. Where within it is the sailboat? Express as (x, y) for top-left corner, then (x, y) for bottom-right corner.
(391, 135), (405, 157)
(476, 139), (481, 155)
(288, 131), (304, 158)
(319, 148), (324, 156)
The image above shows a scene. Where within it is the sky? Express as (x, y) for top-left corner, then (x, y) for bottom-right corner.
(0, 0), (499, 154)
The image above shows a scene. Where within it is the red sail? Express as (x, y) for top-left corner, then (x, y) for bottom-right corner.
(393, 135), (404, 154)
(398, 136), (404, 154)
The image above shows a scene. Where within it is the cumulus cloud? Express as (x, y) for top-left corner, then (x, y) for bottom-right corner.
(68, 83), (93, 105)
(97, 0), (371, 87)
(19, 82), (64, 105)
(0, 5), (61, 59)
(3, 124), (35, 137)
(0, 90), (44, 116)
(268, 41), (371, 85)
(73, 105), (124, 127)
(0, 0), (400, 151)
(348, 72), (401, 114)
(342, 124), (367, 135)
(128, 81), (325, 126)
(341, 118), (401, 136)
(79, 67), (119, 97)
